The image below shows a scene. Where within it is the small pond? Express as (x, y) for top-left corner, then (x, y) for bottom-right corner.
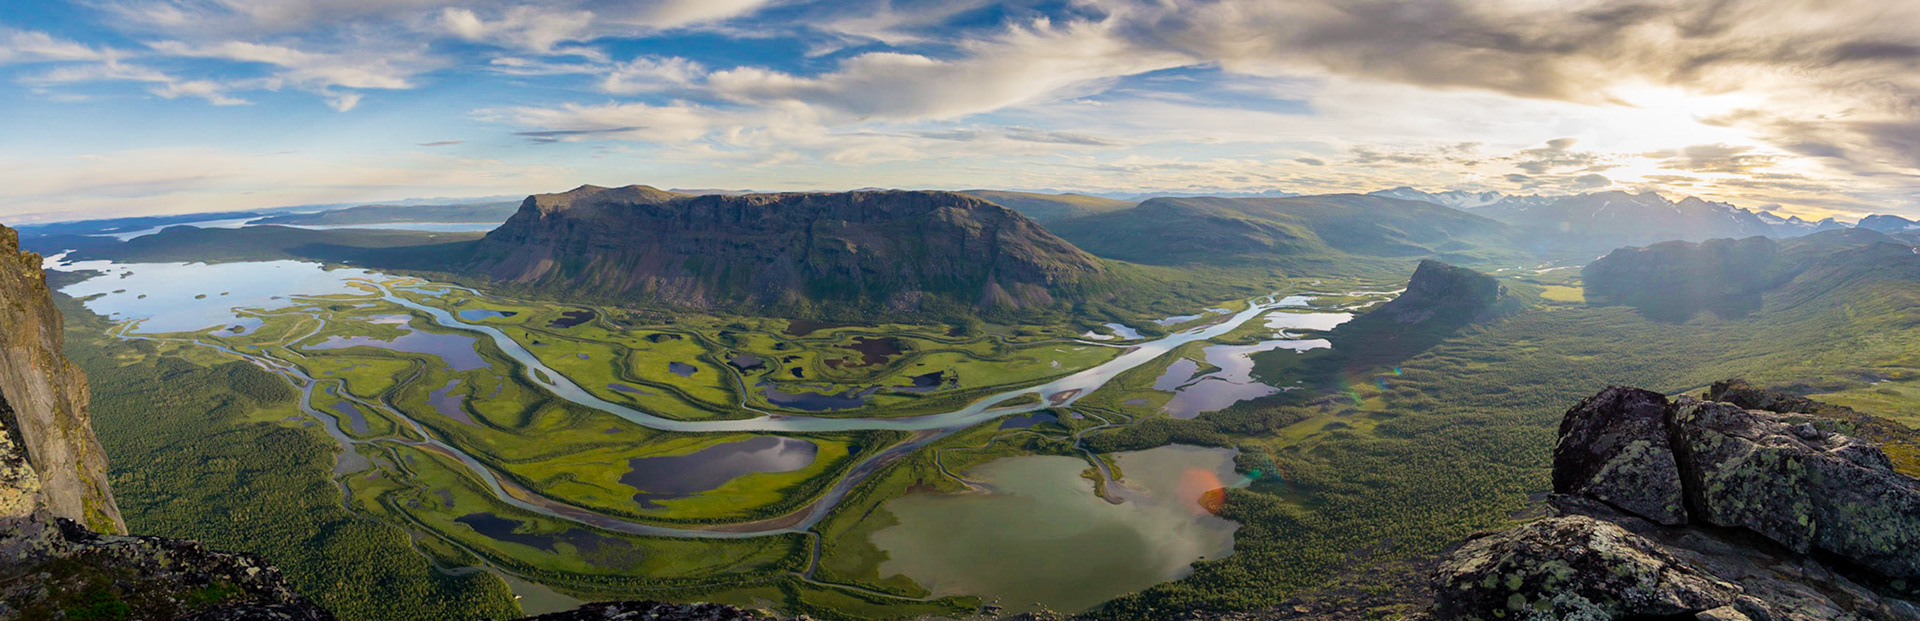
(428, 380), (474, 425)
(1159, 311), (1352, 418)
(456, 309), (517, 321)
(549, 310), (595, 328)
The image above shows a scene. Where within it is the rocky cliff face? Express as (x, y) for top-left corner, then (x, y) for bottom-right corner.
(466, 185), (1107, 316)
(0, 225), (121, 534)
(1427, 381), (1920, 620)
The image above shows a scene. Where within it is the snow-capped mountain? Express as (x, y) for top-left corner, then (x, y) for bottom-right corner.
(1758, 210), (1846, 236)
(1367, 187), (1517, 209)
(1856, 214), (1920, 233)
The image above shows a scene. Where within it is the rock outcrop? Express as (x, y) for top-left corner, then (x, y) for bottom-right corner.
(1432, 516), (1744, 619)
(1429, 383), (1920, 620)
(0, 225), (121, 533)
(1367, 260), (1507, 325)
(464, 185), (1109, 317)
(516, 601), (774, 621)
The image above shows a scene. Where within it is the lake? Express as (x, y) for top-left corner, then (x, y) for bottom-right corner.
(52, 259), (377, 334)
(870, 445), (1241, 613)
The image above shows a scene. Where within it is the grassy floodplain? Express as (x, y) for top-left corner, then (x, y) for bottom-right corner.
(66, 271), (1227, 619)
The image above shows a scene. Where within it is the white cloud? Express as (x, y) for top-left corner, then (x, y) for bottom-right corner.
(600, 56), (704, 94)
(23, 59), (251, 106)
(0, 146), (572, 221)
(439, 6), (595, 54)
(705, 18), (1191, 121)
(0, 29), (115, 64)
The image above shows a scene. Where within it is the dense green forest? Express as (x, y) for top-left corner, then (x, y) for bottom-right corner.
(57, 293), (520, 620)
(1081, 246), (1920, 618)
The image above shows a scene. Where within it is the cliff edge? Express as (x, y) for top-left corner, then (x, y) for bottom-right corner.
(0, 225), (120, 534)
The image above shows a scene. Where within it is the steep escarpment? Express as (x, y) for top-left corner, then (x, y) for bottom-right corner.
(465, 185), (1109, 318)
(1425, 382), (1920, 620)
(0, 226), (121, 533)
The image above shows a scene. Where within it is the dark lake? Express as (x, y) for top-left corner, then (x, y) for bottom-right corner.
(549, 310), (595, 328)
(826, 336), (903, 368)
(760, 382), (879, 411)
(622, 436), (818, 508)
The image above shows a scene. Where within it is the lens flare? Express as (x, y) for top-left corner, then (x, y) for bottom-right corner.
(1180, 468), (1227, 515)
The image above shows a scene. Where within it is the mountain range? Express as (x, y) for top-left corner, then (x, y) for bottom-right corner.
(1370, 187), (1848, 255)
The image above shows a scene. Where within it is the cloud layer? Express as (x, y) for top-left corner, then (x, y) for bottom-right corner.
(3, 0), (1919, 219)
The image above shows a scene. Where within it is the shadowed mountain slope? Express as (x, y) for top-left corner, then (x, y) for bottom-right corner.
(462, 185), (1114, 319)
(1582, 228), (1909, 321)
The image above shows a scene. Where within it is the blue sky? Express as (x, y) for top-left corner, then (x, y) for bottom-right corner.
(3, 0), (1919, 222)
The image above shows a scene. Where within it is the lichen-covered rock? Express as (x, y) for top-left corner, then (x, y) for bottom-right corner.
(1668, 397), (1920, 580)
(0, 519), (333, 620)
(1431, 515), (1741, 620)
(514, 600), (774, 621)
(1553, 386), (1687, 525)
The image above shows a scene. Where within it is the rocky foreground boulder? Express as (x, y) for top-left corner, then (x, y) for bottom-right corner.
(1429, 381), (1920, 620)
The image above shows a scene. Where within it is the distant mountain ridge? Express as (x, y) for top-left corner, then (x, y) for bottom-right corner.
(1582, 228), (1906, 321)
(1046, 193), (1525, 275)
(1372, 187), (1849, 255)
(956, 190), (1135, 224)
(251, 201), (521, 226)
(463, 185), (1111, 318)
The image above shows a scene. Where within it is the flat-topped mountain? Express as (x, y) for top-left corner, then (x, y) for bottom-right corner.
(464, 185), (1109, 317)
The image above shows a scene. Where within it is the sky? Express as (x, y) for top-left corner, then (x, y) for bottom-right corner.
(3, 0), (1920, 222)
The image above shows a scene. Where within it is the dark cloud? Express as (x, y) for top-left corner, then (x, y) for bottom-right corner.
(1571, 173), (1612, 189)
(418, 140), (464, 147)
(1004, 127), (1118, 146)
(1295, 157), (1326, 166)
(513, 127), (643, 142)
(1507, 144), (1607, 175)
(903, 127), (1118, 146)
(1643, 143), (1779, 174)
